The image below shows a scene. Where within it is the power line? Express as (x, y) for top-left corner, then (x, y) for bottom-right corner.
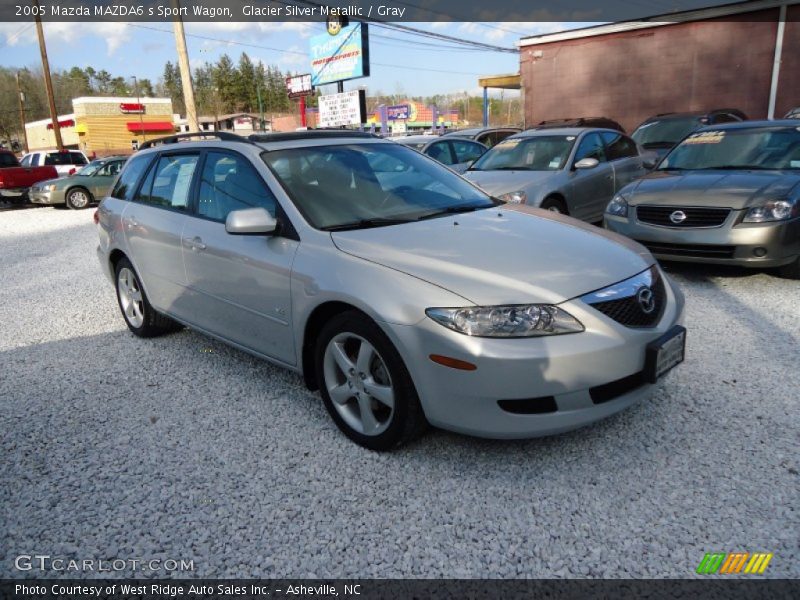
(0, 24), (34, 50)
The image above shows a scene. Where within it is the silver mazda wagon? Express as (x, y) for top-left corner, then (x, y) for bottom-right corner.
(96, 131), (686, 450)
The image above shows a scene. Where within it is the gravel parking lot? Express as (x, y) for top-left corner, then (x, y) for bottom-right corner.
(1, 207), (797, 579)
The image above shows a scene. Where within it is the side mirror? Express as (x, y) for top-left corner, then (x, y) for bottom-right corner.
(225, 207), (277, 235)
(642, 154), (659, 169)
(574, 157), (599, 170)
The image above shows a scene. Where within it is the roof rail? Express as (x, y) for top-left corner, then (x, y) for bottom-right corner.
(139, 131), (249, 150)
(248, 130), (379, 143)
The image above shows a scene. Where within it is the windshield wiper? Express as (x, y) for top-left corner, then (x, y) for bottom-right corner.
(417, 205), (488, 221)
(693, 165), (773, 171)
(322, 217), (413, 232)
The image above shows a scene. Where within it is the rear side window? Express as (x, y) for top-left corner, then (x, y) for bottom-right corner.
(425, 142), (455, 165)
(136, 154), (199, 210)
(31, 154), (41, 167)
(451, 140), (486, 163)
(601, 132), (638, 160)
(111, 153), (153, 201)
(197, 151), (276, 221)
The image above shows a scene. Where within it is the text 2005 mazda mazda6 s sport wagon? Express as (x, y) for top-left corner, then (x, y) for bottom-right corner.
(96, 131), (685, 450)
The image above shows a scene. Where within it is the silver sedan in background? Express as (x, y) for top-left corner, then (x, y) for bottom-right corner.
(464, 128), (650, 222)
(96, 131), (685, 450)
(395, 135), (488, 173)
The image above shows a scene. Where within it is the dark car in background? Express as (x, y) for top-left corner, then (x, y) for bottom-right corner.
(605, 121), (800, 279)
(395, 135), (488, 173)
(631, 109), (747, 162)
(533, 117), (626, 133)
(441, 127), (521, 148)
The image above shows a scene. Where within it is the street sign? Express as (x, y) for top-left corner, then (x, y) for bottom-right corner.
(286, 74), (314, 99)
(309, 22), (370, 86)
(318, 90), (367, 128)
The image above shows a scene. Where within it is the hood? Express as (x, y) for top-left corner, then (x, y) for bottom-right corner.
(331, 205), (653, 306)
(32, 177), (60, 189)
(627, 169), (800, 209)
(463, 169), (559, 198)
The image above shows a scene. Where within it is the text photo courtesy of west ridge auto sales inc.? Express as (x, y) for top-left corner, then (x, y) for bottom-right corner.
(0, 0), (798, 598)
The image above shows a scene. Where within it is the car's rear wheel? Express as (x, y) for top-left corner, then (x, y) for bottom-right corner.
(778, 256), (800, 280)
(541, 196), (568, 214)
(66, 187), (92, 210)
(315, 311), (427, 450)
(115, 258), (182, 337)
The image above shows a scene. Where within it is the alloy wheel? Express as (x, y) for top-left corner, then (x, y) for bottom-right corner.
(117, 267), (144, 328)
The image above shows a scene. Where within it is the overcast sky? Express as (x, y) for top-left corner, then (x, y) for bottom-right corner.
(0, 21), (594, 98)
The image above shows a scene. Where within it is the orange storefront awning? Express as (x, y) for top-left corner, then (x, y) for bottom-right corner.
(126, 121), (174, 133)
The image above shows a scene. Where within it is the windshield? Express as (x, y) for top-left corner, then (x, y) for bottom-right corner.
(469, 136), (575, 171)
(262, 143), (495, 230)
(659, 128), (800, 171)
(76, 160), (103, 176)
(632, 117), (701, 147)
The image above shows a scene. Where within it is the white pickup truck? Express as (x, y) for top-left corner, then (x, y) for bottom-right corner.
(20, 149), (89, 177)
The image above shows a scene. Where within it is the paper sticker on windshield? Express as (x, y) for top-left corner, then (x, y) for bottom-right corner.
(549, 159), (562, 168)
(791, 160), (800, 168)
(566, 136), (576, 141)
(684, 131), (725, 145)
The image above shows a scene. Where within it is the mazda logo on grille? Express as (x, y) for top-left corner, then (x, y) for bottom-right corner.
(637, 287), (656, 314)
(669, 210), (687, 224)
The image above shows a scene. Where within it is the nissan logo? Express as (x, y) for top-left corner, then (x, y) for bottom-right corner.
(637, 287), (656, 314)
(669, 210), (688, 224)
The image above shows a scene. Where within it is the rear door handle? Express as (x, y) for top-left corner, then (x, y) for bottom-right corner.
(184, 236), (206, 251)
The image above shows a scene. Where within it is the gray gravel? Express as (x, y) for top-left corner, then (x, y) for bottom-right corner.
(1, 207), (798, 579)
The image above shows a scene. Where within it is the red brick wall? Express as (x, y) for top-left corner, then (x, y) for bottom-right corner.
(520, 9), (796, 132)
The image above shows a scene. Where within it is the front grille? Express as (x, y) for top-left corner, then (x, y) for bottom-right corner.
(588, 271), (666, 328)
(590, 371), (646, 405)
(637, 240), (736, 259)
(636, 205), (730, 228)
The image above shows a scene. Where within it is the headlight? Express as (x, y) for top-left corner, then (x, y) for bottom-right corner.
(606, 194), (629, 217)
(425, 305), (584, 338)
(45, 184), (56, 192)
(742, 199), (796, 223)
(497, 191), (527, 204)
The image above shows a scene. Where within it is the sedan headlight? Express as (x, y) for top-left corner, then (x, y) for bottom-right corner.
(45, 184), (56, 192)
(425, 305), (584, 338)
(497, 191), (527, 204)
(742, 199), (797, 223)
(606, 194), (629, 217)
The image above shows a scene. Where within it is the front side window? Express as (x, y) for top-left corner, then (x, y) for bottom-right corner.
(426, 142), (455, 165)
(574, 133), (607, 163)
(197, 152), (276, 221)
(601, 132), (638, 160)
(136, 154), (199, 210)
(470, 136), (575, 171)
(262, 143), (494, 230)
(110, 153), (152, 200)
(659, 128), (800, 171)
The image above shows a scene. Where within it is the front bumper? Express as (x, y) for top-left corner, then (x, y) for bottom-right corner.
(0, 187), (28, 200)
(29, 189), (65, 205)
(604, 209), (800, 268)
(382, 269), (685, 439)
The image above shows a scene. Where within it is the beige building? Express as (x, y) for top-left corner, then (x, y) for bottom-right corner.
(26, 96), (175, 156)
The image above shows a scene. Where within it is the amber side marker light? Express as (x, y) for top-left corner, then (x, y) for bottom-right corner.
(429, 354), (477, 371)
(93, 210), (99, 225)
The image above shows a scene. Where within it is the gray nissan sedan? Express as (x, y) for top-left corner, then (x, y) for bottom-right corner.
(605, 121), (800, 278)
(96, 131), (685, 450)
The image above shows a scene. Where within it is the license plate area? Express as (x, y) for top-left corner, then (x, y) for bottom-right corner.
(644, 325), (686, 384)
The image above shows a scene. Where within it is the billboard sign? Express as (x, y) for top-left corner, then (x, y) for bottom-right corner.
(318, 90), (367, 128)
(386, 104), (410, 120)
(309, 22), (370, 86)
(286, 74), (313, 99)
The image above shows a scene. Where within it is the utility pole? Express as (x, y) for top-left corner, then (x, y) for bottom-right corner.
(33, 0), (63, 150)
(256, 78), (265, 132)
(15, 72), (29, 153)
(172, 0), (199, 133)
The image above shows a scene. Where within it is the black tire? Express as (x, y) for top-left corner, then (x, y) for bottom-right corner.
(540, 196), (568, 214)
(114, 258), (182, 337)
(778, 256), (800, 280)
(314, 311), (428, 450)
(65, 187), (93, 210)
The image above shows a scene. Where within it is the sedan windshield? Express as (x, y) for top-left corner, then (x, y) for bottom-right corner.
(659, 128), (800, 171)
(262, 143), (495, 230)
(632, 117), (700, 147)
(76, 160), (103, 176)
(469, 136), (575, 171)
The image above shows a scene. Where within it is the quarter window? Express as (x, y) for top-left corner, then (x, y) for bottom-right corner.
(574, 133), (607, 163)
(197, 152), (276, 221)
(136, 154), (199, 210)
(110, 153), (152, 200)
(601, 132), (638, 160)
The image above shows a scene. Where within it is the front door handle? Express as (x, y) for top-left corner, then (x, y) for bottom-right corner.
(124, 217), (139, 229)
(185, 236), (207, 251)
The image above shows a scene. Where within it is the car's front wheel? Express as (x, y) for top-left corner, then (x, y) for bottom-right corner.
(315, 311), (427, 450)
(540, 196), (568, 214)
(65, 187), (92, 210)
(115, 258), (182, 337)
